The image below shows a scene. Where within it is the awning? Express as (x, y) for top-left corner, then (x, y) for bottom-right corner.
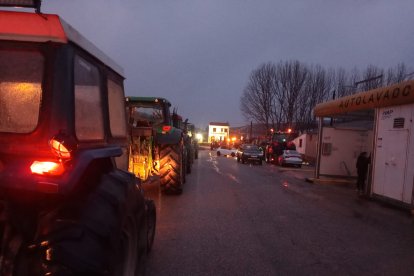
(314, 80), (414, 117)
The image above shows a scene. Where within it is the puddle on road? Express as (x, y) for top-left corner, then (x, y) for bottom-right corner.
(227, 173), (241, 184)
(207, 152), (241, 184)
(208, 152), (221, 174)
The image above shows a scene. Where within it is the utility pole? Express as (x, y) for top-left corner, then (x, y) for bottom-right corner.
(249, 121), (253, 142)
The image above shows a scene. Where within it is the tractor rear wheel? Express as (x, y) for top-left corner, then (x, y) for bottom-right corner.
(159, 144), (184, 195)
(145, 200), (156, 253)
(38, 170), (147, 275)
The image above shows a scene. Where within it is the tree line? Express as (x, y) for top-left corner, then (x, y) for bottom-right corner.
(240, 60), (412, 133)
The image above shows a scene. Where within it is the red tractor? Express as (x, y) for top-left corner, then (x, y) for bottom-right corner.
(0, 3), (155, 275)
(265, 131), (297, 163)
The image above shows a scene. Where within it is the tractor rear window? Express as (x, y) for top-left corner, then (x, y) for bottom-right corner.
(108, 79), (127, 137)
(74, 55), (104, 141)
(129, 103), (164, 127)
(0, 50), (43, 133)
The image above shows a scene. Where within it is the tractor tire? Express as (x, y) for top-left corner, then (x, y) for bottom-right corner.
(186, 152), (192, 174)
(145, 200), (156, 253)
(0, 208), (45, 276)
(35, 170), (148, 275)
(159, 143), (184, 195)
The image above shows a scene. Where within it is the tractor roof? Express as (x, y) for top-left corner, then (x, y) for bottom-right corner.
(0, 10), (124, 77)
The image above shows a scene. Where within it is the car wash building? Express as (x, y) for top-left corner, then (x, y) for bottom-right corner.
(313, 80), (414, 209)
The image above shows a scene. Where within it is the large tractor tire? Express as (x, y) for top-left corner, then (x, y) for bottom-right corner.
(145, 199), (156, 253)
(159, 143), (184, 195)
(186, 149), (192, 174)
(3, 170), (150, 276)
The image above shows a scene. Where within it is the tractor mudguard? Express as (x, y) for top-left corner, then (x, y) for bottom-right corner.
(156, 128), (183, 146)
(55, 147), (124, 194)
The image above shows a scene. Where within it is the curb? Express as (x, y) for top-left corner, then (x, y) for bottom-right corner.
(306, 177), (355, 186)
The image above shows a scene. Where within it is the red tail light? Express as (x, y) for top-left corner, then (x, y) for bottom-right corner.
(30, 161), (65, 176)
(162, 125), (172, 132)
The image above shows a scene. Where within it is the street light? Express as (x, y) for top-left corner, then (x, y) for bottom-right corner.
(195, 133), (203, 143)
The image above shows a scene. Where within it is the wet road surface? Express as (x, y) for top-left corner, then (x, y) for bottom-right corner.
(146, 149), (414, 275)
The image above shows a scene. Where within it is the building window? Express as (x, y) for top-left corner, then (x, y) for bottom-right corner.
(322, 143), (332, 156)
(299, 139), (303, 148)
(213, 128), (216, 132)
(224, 129), (228, 132)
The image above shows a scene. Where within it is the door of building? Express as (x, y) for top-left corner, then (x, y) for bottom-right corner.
(373, 129), (408, 201)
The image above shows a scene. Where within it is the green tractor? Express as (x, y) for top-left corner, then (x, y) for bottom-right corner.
(186, 123), (199, 160)
(126, 97), (186, 194)
(171, 113), (199, 173)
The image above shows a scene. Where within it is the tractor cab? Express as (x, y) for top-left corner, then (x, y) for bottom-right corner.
(0, 7), (128, 197)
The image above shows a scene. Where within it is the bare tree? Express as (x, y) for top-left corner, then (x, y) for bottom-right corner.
(332, 67), (360, 97)
(240, 63), (277, 132)
(275, 60), (308, 129)
(297, 65), (333, 131)
(386, 63), (409, 85)
(357, 65), (384, 91)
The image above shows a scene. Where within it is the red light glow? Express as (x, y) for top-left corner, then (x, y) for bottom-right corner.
(162, 125), (172, 132)
(50, 139), (71, 159)
(30, 161), (64, 176)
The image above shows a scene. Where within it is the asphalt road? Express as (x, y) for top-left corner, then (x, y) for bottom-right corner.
(146, 149), (414, 276)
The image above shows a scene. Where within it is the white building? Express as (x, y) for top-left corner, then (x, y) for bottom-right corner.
(293, 133), (318, 164)
(208, 122), (229, 143)
(314, 80), (414, 209)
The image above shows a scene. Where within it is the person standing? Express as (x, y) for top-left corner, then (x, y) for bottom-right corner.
(356, 152), (370, 194)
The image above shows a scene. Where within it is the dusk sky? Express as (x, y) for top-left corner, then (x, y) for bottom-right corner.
(42, 0), (414, 129)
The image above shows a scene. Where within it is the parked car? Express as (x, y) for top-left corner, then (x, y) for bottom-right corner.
(237, 144), (263, 165)
(278, 150), (303, 167)
(217, 145), (237, 157)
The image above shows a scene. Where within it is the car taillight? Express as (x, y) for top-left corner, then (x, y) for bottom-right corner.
(30, 161), (65, 176)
